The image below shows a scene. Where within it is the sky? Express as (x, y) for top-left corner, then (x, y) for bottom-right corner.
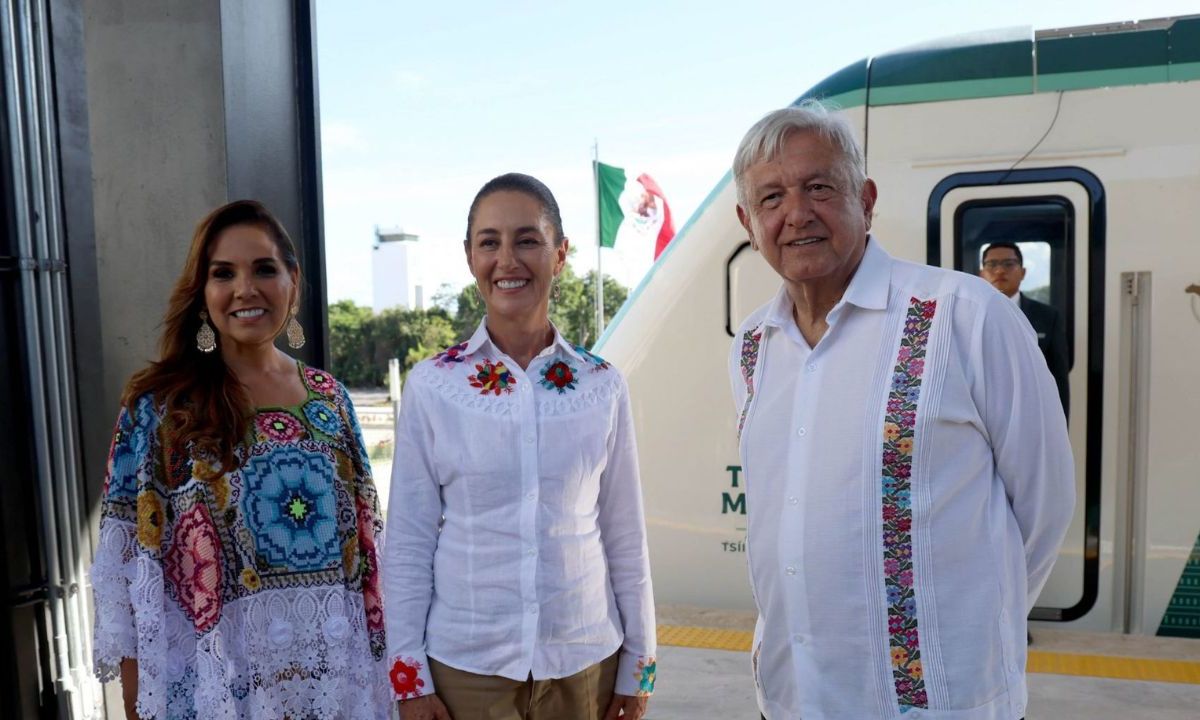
(316, 0), (1198, 308)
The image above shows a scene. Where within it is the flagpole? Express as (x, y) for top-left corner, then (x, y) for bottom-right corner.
(593, 140), (604, 342)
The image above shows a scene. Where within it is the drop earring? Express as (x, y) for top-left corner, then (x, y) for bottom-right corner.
(196, 310), (217, 353)
(286, 305), (306, 349)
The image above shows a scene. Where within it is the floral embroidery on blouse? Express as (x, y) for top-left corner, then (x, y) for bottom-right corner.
(242, 446), (341, 573)
(433, 341), (469, 368)
(469, 359), (517, 395)
(303, 366), (339, 396)
(136, 491), (165, 551)
(356, 492), (387, 655)
(634, 657), (657, 696)
(256, 410), (305, 443)
(737, 326), (764, 440)
(539, 359), (579, 393)
(163, 503), (224, 633)
(880, 297), (936, 711)
(104, 400), (156, 499)
(303, 398), (343, 439)
(90, 367), (389, 719)
(389, 657), (426, 699)
(239, 567), (262, 592)
(573, 344), (611, 372)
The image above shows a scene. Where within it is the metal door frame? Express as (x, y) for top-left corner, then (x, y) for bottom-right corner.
(927, 166), (1106, 622)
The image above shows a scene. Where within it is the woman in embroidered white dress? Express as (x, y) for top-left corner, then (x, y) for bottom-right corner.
(382, 174), (656, 720)
(90, 200), (390, 719)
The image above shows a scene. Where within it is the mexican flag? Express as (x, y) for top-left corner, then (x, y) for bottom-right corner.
(595, 161), (676, 259)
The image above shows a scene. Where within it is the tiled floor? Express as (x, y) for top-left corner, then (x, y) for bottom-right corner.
(649, 606), (1200, 719)
(648, 645), (1200, 719)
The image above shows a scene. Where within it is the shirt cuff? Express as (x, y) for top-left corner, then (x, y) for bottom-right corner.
(615, 650), (656, 697)
(388, 651), (436, 701)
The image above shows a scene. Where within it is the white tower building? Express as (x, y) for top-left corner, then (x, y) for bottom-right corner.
(372, 228), (424, 311)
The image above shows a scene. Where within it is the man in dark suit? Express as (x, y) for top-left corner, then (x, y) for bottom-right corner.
(980, 242), (1072, 417)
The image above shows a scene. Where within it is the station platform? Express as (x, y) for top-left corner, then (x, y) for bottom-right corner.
(648, 605), (1200, 719)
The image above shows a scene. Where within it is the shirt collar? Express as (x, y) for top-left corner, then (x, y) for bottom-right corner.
(463, 317), (584, 363)
(761, 234), (891, 331)
(838, 234), (890, 312)
(1007, 290), (1021, 305)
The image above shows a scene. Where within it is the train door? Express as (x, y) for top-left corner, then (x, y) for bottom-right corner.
(928, 168), (1105, 625)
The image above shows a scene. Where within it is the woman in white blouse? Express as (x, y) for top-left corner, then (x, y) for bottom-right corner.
(383, 173), (656, 720)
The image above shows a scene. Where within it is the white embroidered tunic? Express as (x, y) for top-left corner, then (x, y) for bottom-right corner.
(90, 365), (390, 719)
(729, 238), (1074, 720)
(383, 320), (656, 701)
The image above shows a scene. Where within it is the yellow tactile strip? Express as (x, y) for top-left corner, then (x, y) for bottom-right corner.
(658, 625), (1200, 685)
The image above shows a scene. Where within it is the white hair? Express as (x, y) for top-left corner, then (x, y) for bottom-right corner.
(733, 100), (867, 208)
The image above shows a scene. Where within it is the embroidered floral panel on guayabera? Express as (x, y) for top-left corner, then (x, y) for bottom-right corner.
(881, 297), (936, 712)
(737, 327), (763, 439)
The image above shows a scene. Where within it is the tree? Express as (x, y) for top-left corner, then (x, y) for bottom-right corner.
(431, 282), (460, 315)
(328, 299), (375, 386)
(451, 284), (486, 341)
(327, 301), (457, 387)
(552, 266), (627, 348)
(370, 307), (457, 383)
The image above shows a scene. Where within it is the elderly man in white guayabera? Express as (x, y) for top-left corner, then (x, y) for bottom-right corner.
(728, 102), (1074, 720)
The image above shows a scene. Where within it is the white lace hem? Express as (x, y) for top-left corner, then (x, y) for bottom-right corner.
(91, 518), (390, 719)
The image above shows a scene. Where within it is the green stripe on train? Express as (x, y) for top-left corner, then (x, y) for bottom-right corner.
(1158, 529), (1200, 638)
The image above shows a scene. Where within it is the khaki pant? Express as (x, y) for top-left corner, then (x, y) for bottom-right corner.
(428, 652), (619, 720)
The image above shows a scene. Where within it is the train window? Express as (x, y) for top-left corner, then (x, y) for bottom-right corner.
(954, 198), (1075, 352)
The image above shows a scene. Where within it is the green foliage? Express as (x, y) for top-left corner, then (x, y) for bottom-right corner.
(328, 300), (375, 386)
(329, 264), (629, 387)
(328, 301), (456, 387)
(451, 284), (486, 341)
(550, 266), (628, 348)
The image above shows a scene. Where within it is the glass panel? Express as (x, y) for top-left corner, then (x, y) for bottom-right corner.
(956, 198), (1075, 352)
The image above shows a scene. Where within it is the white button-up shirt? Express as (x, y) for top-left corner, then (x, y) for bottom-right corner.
(384, 320), (656, 701)
(729, 237), (1073, 720)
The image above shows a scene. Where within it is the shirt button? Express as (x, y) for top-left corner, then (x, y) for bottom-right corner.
(806, 363), (817, 372)
(527, 604), (538, 614)
(788, 496), (798, 505)
(785, 566), (797, 575)
(792, 633), (804, 644)
(797, 427), (807, 437)
(524, 435), (535, 444)
(526, 492), (536, 501)
(526, 548), (536, 557)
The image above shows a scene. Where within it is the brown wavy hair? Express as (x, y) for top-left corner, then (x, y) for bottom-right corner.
(122, 200), (301, 480)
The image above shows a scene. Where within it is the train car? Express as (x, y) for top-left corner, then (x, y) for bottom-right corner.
(596, 15), (1200, 637)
